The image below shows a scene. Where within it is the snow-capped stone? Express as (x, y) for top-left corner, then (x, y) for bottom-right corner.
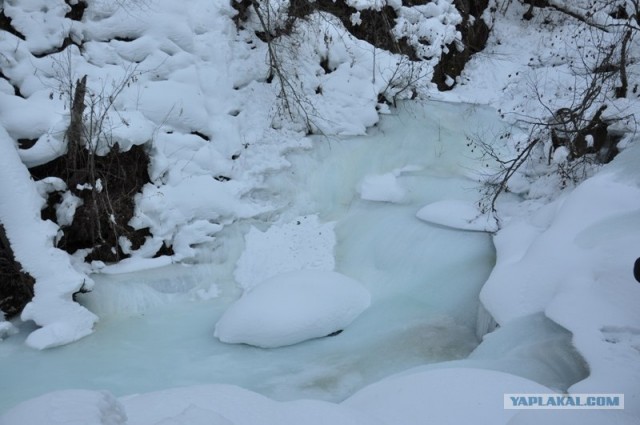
(215, 270), (371, 348)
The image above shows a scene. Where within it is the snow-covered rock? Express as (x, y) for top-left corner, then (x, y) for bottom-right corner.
(358, 172), (406, 203)
(215, 270), (371, 348)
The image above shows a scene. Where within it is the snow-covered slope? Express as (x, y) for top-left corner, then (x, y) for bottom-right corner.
(481, 142), (640, 417)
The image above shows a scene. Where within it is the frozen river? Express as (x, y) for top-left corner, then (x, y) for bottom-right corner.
(0, 101), (587, 413)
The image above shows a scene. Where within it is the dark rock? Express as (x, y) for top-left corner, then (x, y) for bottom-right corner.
(0, 9), (25, 40)
(65, 0), (88, 21)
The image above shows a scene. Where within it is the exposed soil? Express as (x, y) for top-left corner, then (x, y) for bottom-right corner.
(30, 143), (152, 264)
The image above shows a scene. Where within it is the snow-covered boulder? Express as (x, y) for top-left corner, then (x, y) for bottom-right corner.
(358, 172), (406, 203)
(214, 270), (371, 348)
(357, 166), (423, 203)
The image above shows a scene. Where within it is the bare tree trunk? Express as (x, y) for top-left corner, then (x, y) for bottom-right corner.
(67, 75), (87, 171)
(616, 29), (632, 98)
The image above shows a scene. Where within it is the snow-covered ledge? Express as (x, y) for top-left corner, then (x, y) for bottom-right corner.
(0, 128), (97, 349)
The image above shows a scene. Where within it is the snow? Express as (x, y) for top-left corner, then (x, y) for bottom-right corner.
(234, 215), (336, 291)
(135, 80), (209, 133)
(0, 389), (127, 425)
(215, 270), (371, 348)
(481, 172), (640, 324)
(416, 199), (498, 232)
(17, 120), (69, 168)
(346, 0), (387, 11)
(3, 0), (76, 55)
(122, 385), (382, 425)
(0, 92), (57, 141)
(0, 312), (17, 341)
(358, 172), (406, 203)
(464, 313), (588, 391)
(344, 368), (551, 425)
(0, 369), (580, 425)
(479, 145), (640, 418)
(130, 176), (260, 262)
(56, 191), (83, 227)
(0, 127), (97, 349)
(95, 256), (174, 275)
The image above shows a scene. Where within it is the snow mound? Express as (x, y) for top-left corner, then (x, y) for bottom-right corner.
(234, 215), (336, 291)
(131, 176), (260, 261)
(0, 389), (127, 425)
(214, 270), (371, 348)
(358, 166), (422, 203)
(344, 368), (551, 425)
(121, 384), (380, 425)
(416, 200), (498, 232)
